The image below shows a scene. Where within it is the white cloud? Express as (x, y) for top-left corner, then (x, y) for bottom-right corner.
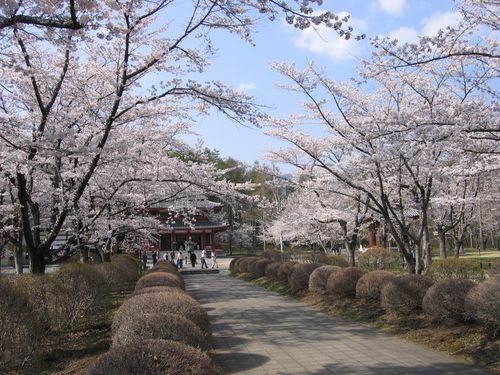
(388, 26), (418, 44)
(421, 11), (461, 36)
(238, 82), (256, 92)
(293, 12), (367, 62)
(378, 0), (406, 15)
(387, 11), (461, 45)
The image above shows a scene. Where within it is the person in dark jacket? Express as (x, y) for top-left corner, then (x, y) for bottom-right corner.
(190, 251), (197, 267)
(152, 251), (158, 266)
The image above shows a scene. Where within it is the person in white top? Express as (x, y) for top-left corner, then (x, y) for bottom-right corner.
(200, 248), (208, 269)
(211, 249), (218, 269)
(176, 250), (184, 269)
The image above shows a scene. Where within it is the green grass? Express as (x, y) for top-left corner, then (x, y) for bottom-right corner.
(461, 250), (500, 259)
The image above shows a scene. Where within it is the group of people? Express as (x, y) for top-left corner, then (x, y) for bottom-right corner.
(141, 243), (218, 270)
(174, 247), (218, 269)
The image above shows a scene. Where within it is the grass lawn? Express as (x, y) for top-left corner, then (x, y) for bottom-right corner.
(461, 250), (500, 259)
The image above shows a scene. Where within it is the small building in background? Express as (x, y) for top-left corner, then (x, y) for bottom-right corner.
(147, 198), (228, 255)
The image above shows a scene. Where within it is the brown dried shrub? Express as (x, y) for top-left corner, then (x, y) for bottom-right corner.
(309, 266), (341, 294)
(237, 257), (260, 273)
(249, 259), (274, 280)
(356, 271), (396, 302)
(229, 257), (240, 272)
(288, 263), (321, 295)
(95, 262), (132, 291)
(261, 250), (288, 262)
(132, 286), (184, 297)
(111, 254), (140, 281)
(113, 313), (211, 351)
(490, 259), (500, 278)
(315, 255), (349, 267)
(426, 258), (485, 282)
(357, 247), (401, 271)
(465, 277), (500, 335)
(150, 260), (178, 273)
(326, 267), (366, 298)
(87, 339), (224, 375)
(264, 261), (282, 280)
(50, 262), (110, 330)
(381, 274), (434, 314)
(277, 261), (297, 283)
(0, 278), (44, 373)
(135, 272), (185, 291)
(5, 274), (53, 329)
(112, 291), (211, 335)
(422, 278), (476, 323)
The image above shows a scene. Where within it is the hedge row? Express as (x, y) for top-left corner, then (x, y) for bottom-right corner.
(0, 254), (140, 374)
(89, 260), (223, 374)
(231, 255), (500, 335)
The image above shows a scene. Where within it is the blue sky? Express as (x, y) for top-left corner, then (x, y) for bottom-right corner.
(182, 0), (461, 171)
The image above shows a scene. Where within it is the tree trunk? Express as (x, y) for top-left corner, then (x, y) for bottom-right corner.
(14, 228), (24, 274)
(414, 243), (423, 274)
(29, 251), (47, 274)
(437, 228), (447, 258)
(79, 246), (89, 263)
(14, 247), (24, 274)
(423, 224), (432, 270)
(454, 240), (463, 257)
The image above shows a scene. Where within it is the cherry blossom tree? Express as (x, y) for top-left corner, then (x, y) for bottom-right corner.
(265, 171), (369, 265)
(1, 0), (358, 273)
(266, 47), (497, 273)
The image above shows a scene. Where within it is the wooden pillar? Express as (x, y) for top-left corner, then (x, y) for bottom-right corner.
(211, 232), (215, 251)
(368, 223), (377, 248)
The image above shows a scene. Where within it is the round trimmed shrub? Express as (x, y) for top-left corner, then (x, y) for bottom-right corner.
(265, 261), (282, 280)
(422, 278), (476, 323)
(381, 274), (434, 314)
(50, 262), (110, 329)
(315, 255), (349, 267)
(490, 259), (500, 278)
(465, 277), (500, 334)
(426, 258), (485, 282)
(356, 271), (396, 302)
(277, 261), (297, 283)
(135, 272), (185, 291)
(358, 248), (401, 271)
(150, 260), (178, 273)
(249, 259), (274, 280)
(0, 278), (45, 373)
(326, 267), (366, 298)
(309, 266), (341, 294)
(112, 291), (211, 334)
(229, 257), (240, 272)
(261, 250), (287, 262)
(95, 262), (134, 291)
(111, 254), (140, 281)
(237, 257), (260, 273)
(288, 263), (321, 295)
(113, 313), (211, 351)
(5, 274), (52, 329)
(132, 286), (184, 297)
(87, 339), (224, 375)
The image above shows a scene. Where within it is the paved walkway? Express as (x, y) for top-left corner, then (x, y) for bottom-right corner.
(184, 269), (491, 375)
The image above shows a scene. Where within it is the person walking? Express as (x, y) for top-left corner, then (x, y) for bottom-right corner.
(152, 250), (158, 266)
(211, 248), (218, 269)
(142, 251), (148, 271)
(200, 248), (208, 269)
(190, 251), (197, 267)
(176, 250), (184, 269)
